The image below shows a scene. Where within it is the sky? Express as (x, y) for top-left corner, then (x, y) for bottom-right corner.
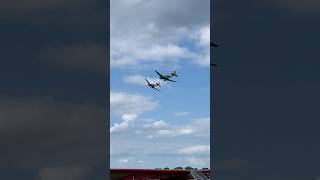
(110, 0), (211, 169)
(0, 0), (108, 179)
(212, 0), (320, 179)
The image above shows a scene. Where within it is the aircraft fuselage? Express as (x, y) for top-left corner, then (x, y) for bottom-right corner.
(161, 75), (172, 80)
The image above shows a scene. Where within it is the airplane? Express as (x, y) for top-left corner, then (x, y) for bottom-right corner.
(145, 78), (161, 91)
(210, 42), (219, 47)
(154, 70), (177, 82)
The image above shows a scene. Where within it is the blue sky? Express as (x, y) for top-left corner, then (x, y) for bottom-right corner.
(110, 0), (210, 169)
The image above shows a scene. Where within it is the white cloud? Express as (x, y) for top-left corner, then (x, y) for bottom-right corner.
(110, 114), (138, 133)
(110, 91), (158, 116)
(123, 74), (165, 87)
(110, 0), (210, 68)
(186, 157), (206, 165)
(183, 157), (207, 166)
(111, 42), (192, 68)
(134, 44), (190, 61)
(136, 160), (145, 164)
(110, 91), (158, 133)
(189, 25), (210, 66)
(116, 158), (145, 166)
(143, 120), (169, 129)
(117, 158), (129, 164)
(174, 112), (191, 116)
(147, 117), (210, 138)
(177, 145), (210, 154)
(158, 128), (194, 136)
(191, 25), (210, 47)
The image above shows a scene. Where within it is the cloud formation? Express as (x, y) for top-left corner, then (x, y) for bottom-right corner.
(117, 159), (129, 165)
(177, 157), (208, 166)
(110, 116), (210, 168)
(123, 74), (165, 87)
(110, 0), (210, 68)
(174, 112), (191, 116)
(143, 120), (169, 129)
(110, 91), (159, 133)
(110, 114), (138, 133)
(145, 117), (210, 139)
(177, 145), (210, 155)
(110, 91), (158, 116)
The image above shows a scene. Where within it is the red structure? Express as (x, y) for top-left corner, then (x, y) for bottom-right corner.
(111, 169), (210, 180)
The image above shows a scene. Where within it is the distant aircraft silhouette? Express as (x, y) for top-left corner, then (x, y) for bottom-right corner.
(145, 78), (161, 91)
(154, 70), (177, 82)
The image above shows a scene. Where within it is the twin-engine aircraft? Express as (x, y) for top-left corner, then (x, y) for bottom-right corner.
(145, 78), (161, 91)
(154, 70), (178, 82)
(146, 41), (218, 91)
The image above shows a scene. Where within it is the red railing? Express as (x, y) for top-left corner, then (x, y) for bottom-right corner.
(111, 169), (209, 180)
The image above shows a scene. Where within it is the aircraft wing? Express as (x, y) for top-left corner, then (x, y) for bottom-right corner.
(210, 63), (218, 67)
(145, 78), (150, 85)
(155, 70), (165, 78)
(167, 79), (177, 82)
(153, 87), (161, 92)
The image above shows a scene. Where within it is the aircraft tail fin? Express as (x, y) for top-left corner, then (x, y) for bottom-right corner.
(171, 70), (178, 77)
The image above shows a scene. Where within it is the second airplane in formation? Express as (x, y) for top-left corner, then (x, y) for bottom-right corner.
(145, 70), (178, 91)
(145, 78), (161, 91)
(154, 70), (178, 82)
